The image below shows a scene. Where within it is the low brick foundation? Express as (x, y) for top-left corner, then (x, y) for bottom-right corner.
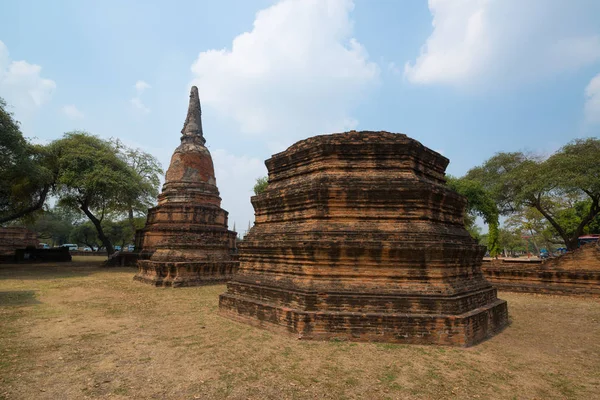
(220, 286), (508, 346)
(482, 243), (600, 296)
(13, 247), (72, 263)
(135, 259), (238, 287)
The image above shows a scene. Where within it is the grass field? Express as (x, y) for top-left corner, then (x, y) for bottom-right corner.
(0, 260), (599, 400)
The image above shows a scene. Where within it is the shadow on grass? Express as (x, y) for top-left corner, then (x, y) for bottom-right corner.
(0, 290), (40, 306)
(0, 262), (105, 281)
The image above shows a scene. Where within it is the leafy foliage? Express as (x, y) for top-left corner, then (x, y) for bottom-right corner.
(112, 139), (163, 218)
(25, 206), (81, 246)
(253, 176), (268, 195)
(465, 138), (600, 250)
(446, 176), (500, 256)
(0, 98), (55, 224)
(69, 222), (100, 249)
(51, 132), (154, 255)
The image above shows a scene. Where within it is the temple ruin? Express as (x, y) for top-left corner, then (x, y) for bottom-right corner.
(0, 227), (38, 263)
(134, 86), (238, 287)
(483, 241), (600, 296)
(219, 131), (508, 346)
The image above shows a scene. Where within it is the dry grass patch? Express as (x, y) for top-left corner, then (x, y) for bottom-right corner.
(0, 261), (599, 399)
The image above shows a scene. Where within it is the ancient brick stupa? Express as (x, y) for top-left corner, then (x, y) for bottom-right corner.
(134, 86), (238, 287)
(219, 131), (508, 346)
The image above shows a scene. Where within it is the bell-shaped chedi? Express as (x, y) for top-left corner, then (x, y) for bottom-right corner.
(219, 131), (508, 346)
(134, 86), (238, 287)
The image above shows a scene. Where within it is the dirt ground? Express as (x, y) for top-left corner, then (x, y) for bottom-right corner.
(0, 260), (599, 400)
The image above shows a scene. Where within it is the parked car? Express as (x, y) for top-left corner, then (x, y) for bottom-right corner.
(127, 244), (135, 252)
(114, 246), (122, 251)
(38, 243), (50, 249)
(83, 247), (92, 252)
(61, 244), (79, 251)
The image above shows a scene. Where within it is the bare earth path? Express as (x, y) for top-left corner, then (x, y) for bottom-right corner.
(1, 260), (599, 400)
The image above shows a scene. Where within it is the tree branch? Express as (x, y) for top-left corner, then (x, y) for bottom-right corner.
(0, 184), (50, 225)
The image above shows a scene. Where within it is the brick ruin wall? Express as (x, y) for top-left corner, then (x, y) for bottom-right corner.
(0, 227), (38, 262)
(482, 241), (600, 296)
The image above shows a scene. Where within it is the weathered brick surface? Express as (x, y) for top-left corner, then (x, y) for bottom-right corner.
(219, 131), (508, 346)
(0, 227), (38, 262)
(482, 242), (600, 296)
(134, 87), (238, 287)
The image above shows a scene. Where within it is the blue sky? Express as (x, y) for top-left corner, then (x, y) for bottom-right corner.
(1, 0), (600, 232)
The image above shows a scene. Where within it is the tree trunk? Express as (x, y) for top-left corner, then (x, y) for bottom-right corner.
(533, 202), (572, 251)
(128, 208), (136, 242)
(528, 229), (540, 254)
(0, 185), (50, 225)
(533, 195), (600, 252)
(79, 204), (114, 256)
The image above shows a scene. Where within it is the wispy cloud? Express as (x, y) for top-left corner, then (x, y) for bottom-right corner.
(130, 80), (151, 114)
(62, 104), (84, 119)
(584, 72), (600, 125)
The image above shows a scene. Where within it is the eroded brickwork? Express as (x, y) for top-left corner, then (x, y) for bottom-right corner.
(0, 227), (38, 262)
(134, 87), (238, 287)
(482, 242), (600, 296)
(219, 131), (508, 346)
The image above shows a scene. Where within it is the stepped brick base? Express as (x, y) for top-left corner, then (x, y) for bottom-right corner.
(220, 286), (508, 346)
(135, 260), (238, 287)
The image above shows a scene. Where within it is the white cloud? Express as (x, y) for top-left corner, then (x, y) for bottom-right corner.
(62, 104), (84, 119)
(134, 80), (151, 92)
(130, 97), (150, 114)
(212, 149), (267, 232)
(190, 0), (379, 149)
(130, 80), (151, 114)
(0, 40), (56, 118)
(585, 72), (600, 124)
(404, 0), (600, 87)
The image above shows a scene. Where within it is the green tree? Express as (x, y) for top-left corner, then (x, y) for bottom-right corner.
(253, 176), (268, 195)
(446, 176), (500, 257)
(112, 139), (162, 236)
(466, 138), (600, 251)
(0, 98), (56, 224)
(103, 217), (145, 249)
(69, 222), (100, 250)
(588, 214), (600, 234)
(51, 132), (146, 255)
(497, 227), (527, 257)
(25, 206), (80, 246)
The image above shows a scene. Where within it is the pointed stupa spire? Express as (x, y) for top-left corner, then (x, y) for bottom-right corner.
(181, 86), (205, 144)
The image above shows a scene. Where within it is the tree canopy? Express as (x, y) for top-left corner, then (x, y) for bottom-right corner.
(446, 176), (500, 257)
(0, 98), (56, 224)
(465, 138), (600, 251)
(51, 132), (161, 255)
(1, 104), (162, 255)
